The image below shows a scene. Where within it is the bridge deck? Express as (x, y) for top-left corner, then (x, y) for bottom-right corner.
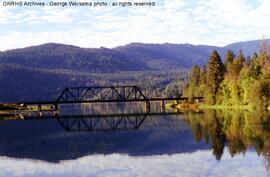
(19, 97), (203, 105)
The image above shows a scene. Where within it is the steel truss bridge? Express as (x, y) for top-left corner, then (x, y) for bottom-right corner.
(14, 86), (204, 115)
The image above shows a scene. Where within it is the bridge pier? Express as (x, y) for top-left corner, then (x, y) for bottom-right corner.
(161, 100), (165, 107)
(54, 104), (59, 116)
(161, 100), (166, 112)
(38, 104), (42, 117)
(145, 101), (151, 112)
(38, 104), (41, 111)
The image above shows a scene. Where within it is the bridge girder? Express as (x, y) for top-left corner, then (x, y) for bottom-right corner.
(56, 86), (147, 103)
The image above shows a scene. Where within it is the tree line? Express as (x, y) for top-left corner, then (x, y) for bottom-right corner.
(184, 41), (270, 110)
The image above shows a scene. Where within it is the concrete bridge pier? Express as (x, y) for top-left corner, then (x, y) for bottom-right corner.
(161, 100), (166, 112)
(54, 104), (59, 116)
(38, 104), (42, 117)
(145, 101), (151, 112)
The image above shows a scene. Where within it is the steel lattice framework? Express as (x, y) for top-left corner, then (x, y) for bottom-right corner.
(56, 86), (147, 103)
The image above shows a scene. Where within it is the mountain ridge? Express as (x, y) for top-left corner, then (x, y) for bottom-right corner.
(1, 38), (268, 72)
(0, 38), (269, 101)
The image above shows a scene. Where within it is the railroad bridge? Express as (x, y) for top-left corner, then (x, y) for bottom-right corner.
(20, 86), (204, 113)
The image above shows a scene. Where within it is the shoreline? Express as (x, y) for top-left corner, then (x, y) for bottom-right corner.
(165, 102), (267, 111)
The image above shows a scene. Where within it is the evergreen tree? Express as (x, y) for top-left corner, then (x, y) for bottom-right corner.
(236, 50), (245, 65)
(207, 50), (224, 104)
(252, 53), (258, 61)
(199, 64), (208, 97)
(190, 65), (200, 87)
(231, 58), (243, 77)
(224, 50), (235, 66)
(199, 64), (207, 85)
(187, 65), (200, 99)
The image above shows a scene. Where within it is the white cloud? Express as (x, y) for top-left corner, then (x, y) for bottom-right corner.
(1, 0), (270, 50)
(0, 149), (267, 177)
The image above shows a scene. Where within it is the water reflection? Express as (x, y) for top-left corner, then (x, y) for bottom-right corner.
(0, 111), (209, 163)
(54, 112), (202, 132)
(56, 114), (147, 132)
(183, 109), (270, 172)
(1, 106), (270, 176)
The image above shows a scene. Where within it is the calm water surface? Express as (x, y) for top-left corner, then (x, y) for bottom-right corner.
(0, 104), (270, 177)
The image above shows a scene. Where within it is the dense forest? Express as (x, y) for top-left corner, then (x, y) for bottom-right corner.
(0, 43), (215, 72)
(184, 41), (270, 110)
(0, 39), (269, 102)
(0, 64), (186, 101)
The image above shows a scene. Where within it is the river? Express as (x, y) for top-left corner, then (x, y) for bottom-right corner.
(0, 103), (269, 177)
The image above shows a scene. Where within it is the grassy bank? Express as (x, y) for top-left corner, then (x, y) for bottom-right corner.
(166, 102), (200, 111)
(166, 102), (256, 111)
(0, 104), (20, 110)
(199, 104), (254, 111)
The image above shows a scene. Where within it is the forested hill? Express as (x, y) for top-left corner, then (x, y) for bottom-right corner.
(223, 39), (270, 57)
(0, 39), (269, 101)
(0, 43), (217, 72)
(115, 43), (221, 69)
(1, 39), (269, 73)
(0, 43), (151, 73)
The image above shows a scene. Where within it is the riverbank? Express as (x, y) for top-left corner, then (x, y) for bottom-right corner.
(165, 102), (200, 111)
(0, 104), (25, 116)
(166, 102), (267, 111)
(0, 104), (20, 110)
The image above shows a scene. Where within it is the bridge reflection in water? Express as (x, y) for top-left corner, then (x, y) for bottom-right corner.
(56, 114), (147, 132)
(19, 111), (203, 132)
(0, 109), (208, 163)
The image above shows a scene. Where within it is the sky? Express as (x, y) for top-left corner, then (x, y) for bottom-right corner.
(0, 0), (270, 50)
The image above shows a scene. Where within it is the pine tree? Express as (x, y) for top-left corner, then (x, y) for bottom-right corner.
(236, 50), (245, 65)
(207, 50), (224, 104)
(224, 50), (235, 66)
(190, 65), (200, 87)
(199, 64), (208, 97)
(187, 65), (200, 99)
(258, 40), (270, 78)
(200, 64), (207, 85)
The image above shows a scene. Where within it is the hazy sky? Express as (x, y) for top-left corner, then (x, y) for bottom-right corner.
(0, 0), (270, 50)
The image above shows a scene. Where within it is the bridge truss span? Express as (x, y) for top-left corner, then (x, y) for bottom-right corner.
(18, 86), (204, 114)
(56, 86), (147, 103)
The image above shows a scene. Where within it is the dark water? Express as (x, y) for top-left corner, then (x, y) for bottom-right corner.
(0, 104), (270, 177)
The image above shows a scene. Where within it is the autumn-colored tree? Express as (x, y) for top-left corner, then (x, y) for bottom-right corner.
(206, 50), (224, 104)
(186, 65), (201, 100)
(224, 50), (235, 67)
(236, 50), (245, 65)
(199, 64), (207, 85)
(185, 40), (270, 109)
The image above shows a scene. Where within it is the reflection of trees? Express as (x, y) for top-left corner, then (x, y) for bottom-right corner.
(185, 110), (225, 160)
(184, 110), (270, 163)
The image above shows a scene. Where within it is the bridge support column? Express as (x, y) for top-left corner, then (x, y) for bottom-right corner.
(161, 100), (166, 112)
(54, 104), (59, 116)
(38, 104), (42, 117)
(145, 101), (151, 112)
(38, 104), (41, 111)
